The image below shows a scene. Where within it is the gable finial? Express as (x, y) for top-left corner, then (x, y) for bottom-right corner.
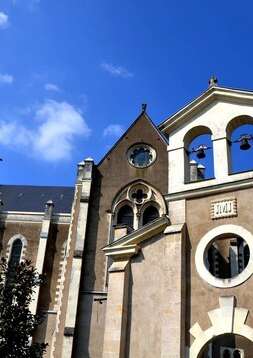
(142, 103), (147, 113)
(208, 75), (218, 88)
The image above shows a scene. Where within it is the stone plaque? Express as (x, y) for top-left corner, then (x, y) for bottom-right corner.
(211, 198), (237, 219)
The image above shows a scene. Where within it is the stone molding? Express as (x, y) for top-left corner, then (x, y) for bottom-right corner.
(165, 176), (253, 202)
(190, 296), (253, 357)
(0, 211), (71, 224)
(103, 215), (170, 260)
(159, 85), (253, 132)
(195, 224), (253, 288)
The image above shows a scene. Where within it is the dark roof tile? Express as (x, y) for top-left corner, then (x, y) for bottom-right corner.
(0, 185), (74, 213)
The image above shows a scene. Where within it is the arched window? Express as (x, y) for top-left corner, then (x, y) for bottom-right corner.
(233, 350), (241, 358)
(8, 239), (22, 267)
(142, 205), (159, 225)
(117, 205), (134, 228)
(184, 126), (214, 183)
(227, 117), (253, 174)
(223, 349), (231, 358)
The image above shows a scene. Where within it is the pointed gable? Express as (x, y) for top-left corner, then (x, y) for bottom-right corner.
(98, 111), (168, 196)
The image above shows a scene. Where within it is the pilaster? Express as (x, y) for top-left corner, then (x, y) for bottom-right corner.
(61, 158), (94, 358)
(103, 259), (130, 358)
(162, 224), (186, 358)
(31, 200), (54, 315)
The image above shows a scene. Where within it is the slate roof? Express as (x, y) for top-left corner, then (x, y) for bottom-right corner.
(0, 185), (75, 213)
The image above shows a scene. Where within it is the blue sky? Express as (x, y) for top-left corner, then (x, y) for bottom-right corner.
(1, 0), (253, 186)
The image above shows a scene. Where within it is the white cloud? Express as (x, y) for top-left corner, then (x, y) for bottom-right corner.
(0, 12), (9, 29)
(44, 83), (60, 92)
(103, 124), (124, 137)
(0, 122), (31, 146)
(100, 62), (133, 78)
(0, 100), (91, 162)
(0, 73), (14, 84)
(34, 100), (91, 161)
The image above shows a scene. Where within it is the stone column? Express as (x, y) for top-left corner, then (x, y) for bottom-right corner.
(103, 260), (130, 358)
(62, 158), (93, 358)
(168, 147), (186, 192)
(30, 200), (54, 315)
(213, 137), (230, 181)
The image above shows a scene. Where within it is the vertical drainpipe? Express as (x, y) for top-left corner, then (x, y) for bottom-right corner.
(30, 200), (54, 315)
(61, 158), (93, 358)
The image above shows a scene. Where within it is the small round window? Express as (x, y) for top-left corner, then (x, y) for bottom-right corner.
(206, 235), (249, 279)
(127, 144), (156, 168)
(195, 225), (253, 288)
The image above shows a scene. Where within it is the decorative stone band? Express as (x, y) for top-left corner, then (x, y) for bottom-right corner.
(190, 296), (253, 358)
(165, 176), (253, 202)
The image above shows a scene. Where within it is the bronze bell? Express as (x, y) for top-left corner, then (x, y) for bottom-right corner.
(195, 145), (207, 159)
(240, 135), (251, 150)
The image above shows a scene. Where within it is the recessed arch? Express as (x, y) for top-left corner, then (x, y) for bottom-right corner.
(226, 115), (253, 140)
(6, 234), (27, 263)
(142, 204), (160, 226)
(184, 125), (213, 149)
(116, 204), (134, 228)
(111, 180), (167, 237)
(190, 296), (253, 358)
(200, 333), (250, 357)
(184, 125), (214, 182)
(226, 116), (253, 174)
(9, 239), (23, 267)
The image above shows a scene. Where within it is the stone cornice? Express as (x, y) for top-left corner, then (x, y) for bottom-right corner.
(0, 211), (71, 224)
(159, 85), (253, 133)
(165, 177), (253, 202)
(103, 216), (170, 259)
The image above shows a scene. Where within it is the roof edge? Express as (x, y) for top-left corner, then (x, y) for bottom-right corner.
(97, 110), (167, 167)
(159, 85), (253, 133)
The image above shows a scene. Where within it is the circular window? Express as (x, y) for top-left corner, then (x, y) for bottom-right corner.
(195, 225), (253, 288)
(206, 236), (249, 279)
(127, 144), (156, 168)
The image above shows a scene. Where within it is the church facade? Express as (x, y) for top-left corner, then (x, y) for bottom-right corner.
(2, 81), (253, 357)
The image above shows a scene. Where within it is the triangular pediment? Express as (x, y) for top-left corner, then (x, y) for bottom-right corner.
(159, 85), (253, 134)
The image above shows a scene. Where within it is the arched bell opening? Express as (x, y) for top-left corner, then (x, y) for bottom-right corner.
(184, 126), (214, 183)
(199, 333), (253, 357)
(226, 116), (253, 174)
